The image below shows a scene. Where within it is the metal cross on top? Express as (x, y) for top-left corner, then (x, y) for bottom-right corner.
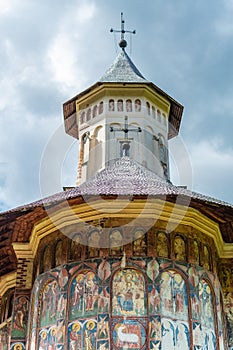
(110, 115), (141, 156)
(110, 115), (142, 140)
(110, 12), (136, 50)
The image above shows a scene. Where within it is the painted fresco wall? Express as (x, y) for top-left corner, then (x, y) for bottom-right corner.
(25, 257), (227, 350)
(0, 322), (11, 350)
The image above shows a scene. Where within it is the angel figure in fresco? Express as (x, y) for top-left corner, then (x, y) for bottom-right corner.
(150, 317), (161, 339)
(98, 316), (109, 339)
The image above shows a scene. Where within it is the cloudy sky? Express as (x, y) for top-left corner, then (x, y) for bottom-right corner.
(0, 0), (233, 211)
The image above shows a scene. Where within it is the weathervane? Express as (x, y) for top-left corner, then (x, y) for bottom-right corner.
(110, 12), (136, 50)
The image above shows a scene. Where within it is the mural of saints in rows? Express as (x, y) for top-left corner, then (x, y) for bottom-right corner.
(32, 264), (220, 350)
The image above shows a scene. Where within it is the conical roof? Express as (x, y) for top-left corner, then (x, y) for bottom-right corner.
(99, 50), (148, 83)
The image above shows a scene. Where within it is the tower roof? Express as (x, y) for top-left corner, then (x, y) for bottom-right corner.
(99, 50), (147, 83)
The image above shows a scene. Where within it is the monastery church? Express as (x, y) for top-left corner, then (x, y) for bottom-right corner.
(0, 14), (232, 350)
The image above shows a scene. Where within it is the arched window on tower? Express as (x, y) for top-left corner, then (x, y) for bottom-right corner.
(126, 99), (132, 112)
(157, 109), (161, 123)
(109, 99), (115, 111)
(99, 101), (104, 114)
(117, 99), (123, 112)
(93, 105), (98, 118)
(86, 108), (91, 122)
(152, 106), (156, 118)
(135, 99), (141, 112)
(146, 101), (150, 115)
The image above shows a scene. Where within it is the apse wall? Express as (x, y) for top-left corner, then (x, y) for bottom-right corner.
(27, 256), (225, 350)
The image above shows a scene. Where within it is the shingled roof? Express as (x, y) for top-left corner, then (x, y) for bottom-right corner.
(99, 50), (147, 83)
(2, 157), (233, 211)
(0, 157), (233, 259)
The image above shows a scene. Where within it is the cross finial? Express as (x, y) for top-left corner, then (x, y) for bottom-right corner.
(110, 12), (136, 50)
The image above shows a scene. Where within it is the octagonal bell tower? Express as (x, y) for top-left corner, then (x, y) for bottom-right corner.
(63, 14), (183, 185)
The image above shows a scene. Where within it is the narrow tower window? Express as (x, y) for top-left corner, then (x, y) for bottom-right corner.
(99, 101), (103, 114)
(86, 108), (91, 121)
(93, 105), (98, 118)
(126, 99), (132, 112)
(135, 99), (141, 112)
(117, 99), (123, 112)
(146, 101), (151, 115)
(109, 99), (115, 111)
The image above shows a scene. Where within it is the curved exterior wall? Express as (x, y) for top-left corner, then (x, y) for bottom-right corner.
(27, 257), (224, 350)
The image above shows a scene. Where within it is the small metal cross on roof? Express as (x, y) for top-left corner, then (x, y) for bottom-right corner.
(110, 12), (136, 50)
(110, 116), (141, 156)
(110, 116), (141, 140)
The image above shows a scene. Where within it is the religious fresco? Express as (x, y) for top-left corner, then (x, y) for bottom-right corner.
(148, 285), (160, 314)
(173, 236), (186, 261)
(161, 319), (190, 350)
(0, 323), (10, 350)
(109, 230), (123, 256)
(11, 296), (30, 339)
(156, 232), (168, 258)
(160, 270), (188, 321)
(112, 319), (146, 350)
(112, 269), (146, 316)
(149, 315), (161, 341)
(98, 288), (110, 313)
(39, 280), (59, 327)
(224, 292), (233, 348)
(69, 271), (99, 319)
(68, 319), (97, 350)
(25, 255), (228, 350)
(133, 230), (147, 256)
(199, 279), (215, 329)
(10, 342), (25, 350)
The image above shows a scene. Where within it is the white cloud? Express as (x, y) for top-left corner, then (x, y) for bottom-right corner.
(189, 139), (233, 203)
(47, 1), (97, 93)
(214, 0), (233, 36)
